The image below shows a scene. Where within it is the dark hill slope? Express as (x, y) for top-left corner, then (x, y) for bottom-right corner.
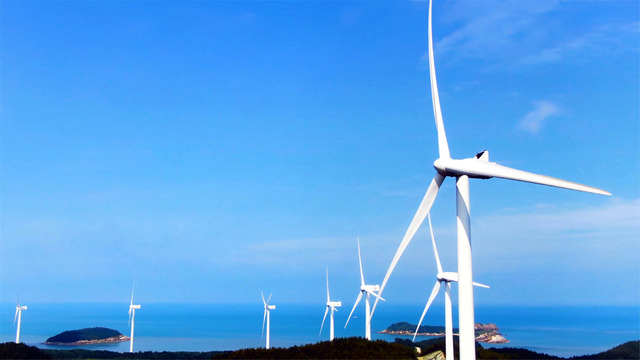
(46, 327), (122, 343)
(573, 340), (639, 359)
(212, 337), (417, 359)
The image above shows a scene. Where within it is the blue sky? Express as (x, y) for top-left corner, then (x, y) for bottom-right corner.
(1, 0), (638, 310)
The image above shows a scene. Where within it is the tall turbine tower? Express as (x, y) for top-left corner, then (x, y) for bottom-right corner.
(14, 300), (27, 344)
(371, 0), (610, 358)
(320, 267), (342, 341)
(344, 239), (384, 340)
(128, 285), (141, 353)
(261, 292), (276, 349)
(412, 213), (489, 360)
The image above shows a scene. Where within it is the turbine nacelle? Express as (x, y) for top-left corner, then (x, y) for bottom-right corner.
(361, 284), (380, 293)
(130, 305), (141, 310)
(434, 157), (492, 179)
(267, 304), (276, 310)
(327, 301), (342, 308)
(436, 272), (458, 282)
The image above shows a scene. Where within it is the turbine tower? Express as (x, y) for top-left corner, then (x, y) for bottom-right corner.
(412, 213), (489, 360)
(371, 0), (610, 358)
(14, 300), (27, 344)
(320, 267), (342, 341)
(128, 285), (141, 353)
(261, 292), (276, 349)
(344, 239), (384, 340)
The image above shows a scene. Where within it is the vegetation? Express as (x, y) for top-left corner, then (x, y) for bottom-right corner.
(45, 327), (123, 343)
(0, 343), (52, 359)
(416, 337), (562, 359)
(43, 349), (221, 359)
(384, 321), (457, 334)
(2, 339), (638, 360)
(572, 340), (639, 359)
(211, 337), (417, 359)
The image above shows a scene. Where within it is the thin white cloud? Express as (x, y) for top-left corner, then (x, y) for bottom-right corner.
(429, 2), (637, 69)
(518, 100), (559, 134)
(432, 1), (558, 61)
(520, 22), (640, 66)
(473, 198), (640, 267)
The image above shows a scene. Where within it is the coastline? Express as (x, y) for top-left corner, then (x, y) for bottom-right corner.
(379, 323), (509, 344)
(43, 335), (130, 346)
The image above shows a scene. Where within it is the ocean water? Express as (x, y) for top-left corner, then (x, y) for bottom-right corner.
(0, 303), (637, 358)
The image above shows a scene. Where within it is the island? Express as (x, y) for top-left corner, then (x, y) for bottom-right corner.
(43, 327), (130, 346)
(379, 321), (509, 344)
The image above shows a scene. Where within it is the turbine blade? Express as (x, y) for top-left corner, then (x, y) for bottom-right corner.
(261, 292), (266, 306)
(357, 238), (365, 287)
(266, 293), (273, 306)
(345, 291), (363, 328)
(412, 281), (441, 342)
(440, 159), (610, 195)
(371, 173), (445, 319)
(326, 267), (330, 302)
(427, 213), (443, 274)
(367, 290), (386, 302)
(473, 282), (490, 289)
(429, 0), (450, 159)
(320, 307), (329, 336)
(14, 308), (18, 325)
(262, 309), (267, 337)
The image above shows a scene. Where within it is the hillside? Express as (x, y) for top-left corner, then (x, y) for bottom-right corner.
(381, 322), (508, 343)
(45, 327), (128, 345)
(211, 337), (417, 359)
(2, 339), (638, 359)
(572, 340), (640, 359)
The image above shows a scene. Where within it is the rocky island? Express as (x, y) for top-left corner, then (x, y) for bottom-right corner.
(379, 321), (509, 344)
(44, 327), (129, 346)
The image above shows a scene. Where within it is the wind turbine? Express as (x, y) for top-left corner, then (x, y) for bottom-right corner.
(344, 239), (384, 340)
(128, 285), (141, 353)
(412, 213), (489, 360)
(320, 267), (342, 341)
(261, 292), (276, 349)
(14, 300), (27, 344)
(370, 0), (610, 358)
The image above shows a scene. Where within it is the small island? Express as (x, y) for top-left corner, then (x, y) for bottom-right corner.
(379, 321), (509, 344)
(43, 327), (129, 346)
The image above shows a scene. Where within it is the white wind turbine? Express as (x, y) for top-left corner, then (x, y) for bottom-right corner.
(344, 239), (384, 340)
(261, 292), (276, 349)
(14, 300), (27, 344)
(371, 0), (610, 358)
(320, 267), (342, 341)
(412, 213), (489, 360)
(128, 285), (141, 353)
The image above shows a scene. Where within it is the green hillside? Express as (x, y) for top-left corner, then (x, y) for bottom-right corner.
(45, 327), (123, 343)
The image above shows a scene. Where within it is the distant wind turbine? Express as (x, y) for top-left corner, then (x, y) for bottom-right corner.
(128, 285), (141, 353)
(371, 0), (610, 358)
(320, 267), (342, 341)
(412, 213), (489, 360)
(261, 292), (276, 349)
(14, 299), (27, 344)
(344, 239), (384, 340)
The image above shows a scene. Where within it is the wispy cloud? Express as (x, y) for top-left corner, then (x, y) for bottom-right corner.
(431, 2), (638, 69)
(433, 1), (558, 61)
(520, 22), (640, 66)
(518, 101), (559, 134)
(472, 198), (640, 272)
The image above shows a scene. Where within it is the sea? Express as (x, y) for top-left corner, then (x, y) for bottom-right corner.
(0, 303), (638, 358)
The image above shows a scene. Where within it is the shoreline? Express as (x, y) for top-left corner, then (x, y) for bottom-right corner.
(378, 330), (509, 344)
(43, 335), (130, 346)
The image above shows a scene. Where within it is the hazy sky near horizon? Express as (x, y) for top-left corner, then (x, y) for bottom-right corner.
(1, 0), (638, 310)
